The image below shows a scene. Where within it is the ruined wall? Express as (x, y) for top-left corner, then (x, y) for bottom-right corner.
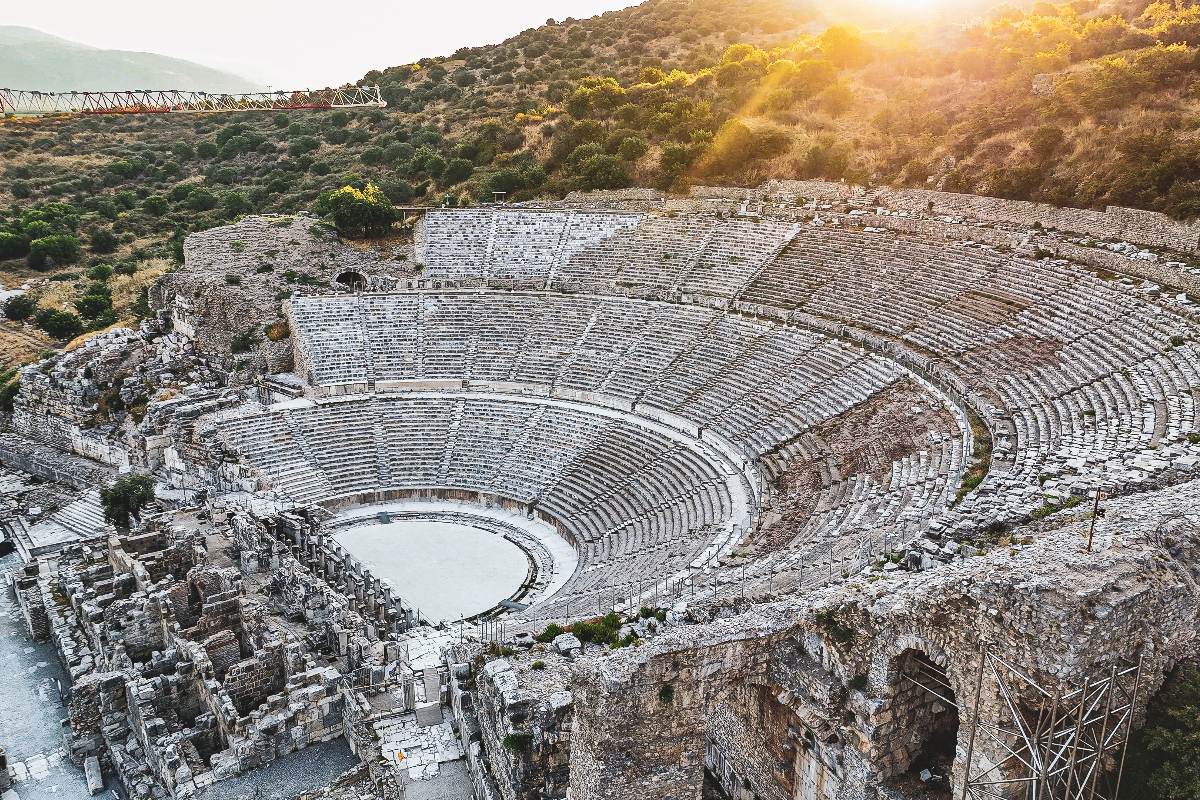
(566, 483), (1200, 800)
(156, 214), (412, 375)
(472, 657), (574, 800)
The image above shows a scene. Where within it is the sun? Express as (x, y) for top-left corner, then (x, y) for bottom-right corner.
(871, 0), (945, 14)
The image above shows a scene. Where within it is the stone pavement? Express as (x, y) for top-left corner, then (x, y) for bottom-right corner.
(192, 738), (360, 800)
(1, 552), (98, 800)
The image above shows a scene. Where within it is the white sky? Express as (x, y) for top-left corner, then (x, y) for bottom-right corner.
(3, 1), (642, 88)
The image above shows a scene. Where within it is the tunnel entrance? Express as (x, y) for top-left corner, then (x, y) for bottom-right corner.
(334, 271), (367, 292)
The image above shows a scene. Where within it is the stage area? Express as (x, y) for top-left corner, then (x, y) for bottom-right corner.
(333, 518), (532, 623)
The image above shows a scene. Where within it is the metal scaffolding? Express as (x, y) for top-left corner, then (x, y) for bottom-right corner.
(959, 649), (1144, 800)
(0, 85), (385, 116)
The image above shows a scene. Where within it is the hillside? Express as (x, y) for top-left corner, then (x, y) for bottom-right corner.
(2, 0), (1200, 366)
(0, 26), (262, 93)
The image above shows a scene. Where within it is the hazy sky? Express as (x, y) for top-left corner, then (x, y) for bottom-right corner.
(3, 1), (642, 88)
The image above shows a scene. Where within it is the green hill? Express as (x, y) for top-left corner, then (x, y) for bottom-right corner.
(3, 0), (1200, 353)
(0, 26), (262, 93)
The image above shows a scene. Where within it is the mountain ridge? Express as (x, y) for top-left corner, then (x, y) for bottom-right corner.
(0, 25), (263, 93)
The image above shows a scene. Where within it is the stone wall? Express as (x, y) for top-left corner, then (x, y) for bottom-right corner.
(155, 214), (412, 375)
(565, 482), (1200, 800)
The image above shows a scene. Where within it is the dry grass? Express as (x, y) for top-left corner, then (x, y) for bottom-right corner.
(0, 320), (54, 371)
(111, 259), (169, 318)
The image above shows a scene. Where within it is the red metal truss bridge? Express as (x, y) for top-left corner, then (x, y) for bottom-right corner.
(0, 85), (385, 116)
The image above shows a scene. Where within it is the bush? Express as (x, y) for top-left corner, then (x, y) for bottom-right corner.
(574, 154), (629, 190)
(3, 294), (36, 321)
(74, 286), (113, 320)
(442, 157), (475, 185)
(100, 473), (155, 528)
(0, 374), (18, 414)
(617, 136), (649, 161)
(0, 232), (30, 259)
(34, 308), (84, 339)
(141, 196), (169, 216)
(314, 182), (397, 238)
(288, 136), (321, 157)
(231, 328), (258, 353)
(90, 228), (118, 254)
(184, 188), (219, 211)
(27, 234), (81, 269)
(535, 623), (564, 643)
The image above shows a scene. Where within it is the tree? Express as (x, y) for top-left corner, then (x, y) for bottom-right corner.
(314, 182), (398, 238)
(818, 25), (871, 68)
(27, 234), (81, 269)
(3, 294), (36, 321)
(100, 474), (156, 529)
(1122, 664), (1200, 800)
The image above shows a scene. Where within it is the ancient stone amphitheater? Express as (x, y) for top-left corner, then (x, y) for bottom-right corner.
(4, 182), (1199, 800)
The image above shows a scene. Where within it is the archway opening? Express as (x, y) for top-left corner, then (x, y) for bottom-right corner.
(886, 648), (959, 796)
(335, 271), (367, 292)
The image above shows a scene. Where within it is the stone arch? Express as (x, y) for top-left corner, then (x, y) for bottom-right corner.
(334, 270), (367, 292)
(870, 633), (963, 796)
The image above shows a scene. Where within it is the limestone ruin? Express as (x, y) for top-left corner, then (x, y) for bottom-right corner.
(2, 182), (1199, 800)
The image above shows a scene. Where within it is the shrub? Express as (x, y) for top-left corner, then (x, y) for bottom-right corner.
(74, 288), (113, 320)
(90, 228), (118, 254)
(221, 192), (253, 218)
(264, 320), (290, 341)
(574, 154), (629, 190)
(183, 188), (219, 211)
(196, 141), (218, 158)
(231, 328), (258, 353)
(0, 374), (18, 414)
(442, 157), (475, 185)
(535, 623), (564, 643)
(27, 234), (81, 269)
(288, 136), (321, 157)
(141, 196), (169, 216)
(501, 733), (532, 752)
(0, 232), (30, 259)
(100, 473), (155, 528)
(34, 308), (84, 339)
(224, 274), (242, 286)
(3, 294), (36, 321)
(617, 136), (649, 161)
